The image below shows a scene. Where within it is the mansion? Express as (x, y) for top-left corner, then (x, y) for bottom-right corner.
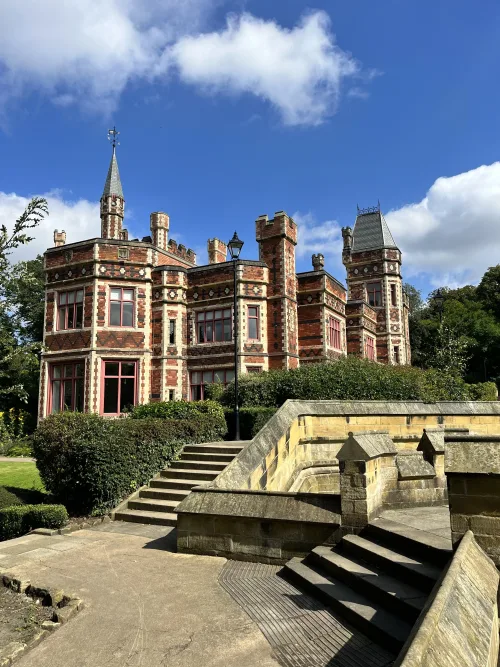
(38, 147), (410, 419)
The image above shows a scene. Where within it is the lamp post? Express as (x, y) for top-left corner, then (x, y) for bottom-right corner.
(433, 288), (445, 323)
(228, 231), (244, 441)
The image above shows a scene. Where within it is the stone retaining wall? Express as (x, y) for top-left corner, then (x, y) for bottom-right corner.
(394, 531), (499, 667)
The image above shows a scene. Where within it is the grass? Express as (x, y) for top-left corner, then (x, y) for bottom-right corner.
(0, 462), (47, 506)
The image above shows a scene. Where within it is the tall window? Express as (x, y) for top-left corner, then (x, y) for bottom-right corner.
(328, 317), (341, 350)
(196, 309), (232, 343)
(190, 369), (235, 401)
(367, 282), (382, 307)
(394, 346), (400, 364)
(110, 287), (134, 327)
(169, 320), (176, 344)
(247, 306), (259, 340)
(50, 362), (84, 413)
(102, 361), (137, 414)
(390, 284), (397, 307)
(365, 336), (376, 361)
(58, 290), (84, 330)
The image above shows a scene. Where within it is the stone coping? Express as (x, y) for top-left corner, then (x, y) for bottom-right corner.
(445, 437), (500, 474)
(337, 430), (396, 461)
(212, 400), (500, 491)
(394, 531), (499, 667)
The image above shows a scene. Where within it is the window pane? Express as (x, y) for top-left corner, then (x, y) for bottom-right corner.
(197, 323), (205, 343)
(214, 310), (222, 319)
(203, 371), (213, 384)
(191, 385), (202, 401)
(249, 307), (257, 317)
(75, 363), (84, 377)
(67, 306), (75, 329)
(191, 371), (201, 384)
(120, 378), (135, 412)
(75, 303), (83, 328)
(63, 380), (73, 410)
(111, 288), (121, 300)
(214, 320), (223, 341)
(59, 292), (67, 305)
(110, 302), (121, 326)
(68, 291), (75, 304)
(76, 290), (84, 303)
(224, 309), (231, 317)
(103, 378), (119, 413)
(121, 362), (136, 377)
(248, 319), (258, 339)
(74, 379), (84, 412)
(53, 366), (62, 378)
(197, 312), (205, 322)
(123, 289), (134, 301)
(225, 370), (235, 383)
(52, 380), (61, 413)
(224, 322), (231, 341)
(64, 365), (73, 377)
(58, 307), (66, 330)
(105, 362), (119, 376)
(206, 322), (213, 341)
(205, 311), (213, 320)
(213, 370), (224, 383)
(122, 302), (134, 326)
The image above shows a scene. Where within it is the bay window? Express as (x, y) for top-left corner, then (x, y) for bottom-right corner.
(58, 289), (84, 330)
(365, 336), (376, 361)
(50, 362), (84, 413)
(367, 282), (382, 307)
(102, 360), (137, 414)
(196, 309), (232, 343)
(110, 287), (135, 327)
(328, 317), (341, 350)
(190, 369), (235, 401)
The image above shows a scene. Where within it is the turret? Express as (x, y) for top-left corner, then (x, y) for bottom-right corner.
(100, 128), (126, 240)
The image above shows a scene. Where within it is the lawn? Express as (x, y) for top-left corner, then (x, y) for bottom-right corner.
(0, 462), (47, 506)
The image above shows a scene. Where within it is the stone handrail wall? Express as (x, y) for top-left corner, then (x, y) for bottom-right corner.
(212, 400), (500, 493)
(394, 531), (499, 667)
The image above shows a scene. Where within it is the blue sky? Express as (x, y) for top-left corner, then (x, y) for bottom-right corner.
(1, 0), (499, 298)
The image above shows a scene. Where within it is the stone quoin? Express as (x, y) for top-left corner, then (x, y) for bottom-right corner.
(38, 147), (410, 419)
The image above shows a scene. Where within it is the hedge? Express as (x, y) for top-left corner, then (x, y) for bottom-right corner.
(33, 411), (225, 516)
(224, 407), (278, 440)
(0, 504), (68, 541)
(0, 487), (23, 510)
(216, 357), (498, 408)
(129, 400), (227, 439)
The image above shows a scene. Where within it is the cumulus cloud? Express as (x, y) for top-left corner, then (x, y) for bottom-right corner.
(293, 211), (345, 275)
(167, 11), (361, 125)
(0, 3), (369, 125)
(385, 162), (500, 287)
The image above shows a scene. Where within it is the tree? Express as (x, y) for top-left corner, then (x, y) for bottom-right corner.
(2, 256), (45, 343)
(422, 323), (470, 377)
(477, 265), (500, 320)
(0, 197), (48, 271)
(403, 283), (424, 316)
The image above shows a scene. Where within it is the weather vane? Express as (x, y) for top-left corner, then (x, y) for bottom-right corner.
(108, 126), (120, 151)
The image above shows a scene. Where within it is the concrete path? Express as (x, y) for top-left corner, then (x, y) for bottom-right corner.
(0, 523), (280, 667)
(380, 505), (452, 542)
(0, 457), (35, 463)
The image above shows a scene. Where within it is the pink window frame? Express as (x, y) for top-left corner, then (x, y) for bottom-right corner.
(189, 369), (234, 401)
(57, 289), (84, 331)
(48, 361), (85, 414)
(247, 305), (260, 341)
(328, 316), (341, 350)
(365, 336), (376, 361)
(367, 282), (382, 307)
(101, 360), (138, 415)
(109, 287), (135, 327)
(196, 308), (232, 344)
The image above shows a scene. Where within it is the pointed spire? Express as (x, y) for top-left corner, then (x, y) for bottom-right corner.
(102, 127), (123, 198)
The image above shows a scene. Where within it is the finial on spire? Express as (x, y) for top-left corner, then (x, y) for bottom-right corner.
(108, 126), (120, 153)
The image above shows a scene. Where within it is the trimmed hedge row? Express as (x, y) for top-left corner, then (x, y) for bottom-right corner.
(224, 407), (278, 440)
(215, 357), (498, 409)
(33, 409), (226, 516)
(0, 504), (68, 541)
(129, 400), (226, 439)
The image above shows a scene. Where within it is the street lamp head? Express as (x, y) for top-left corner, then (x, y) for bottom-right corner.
(228, 231), (244, 260)
(433, 288), (445, 308)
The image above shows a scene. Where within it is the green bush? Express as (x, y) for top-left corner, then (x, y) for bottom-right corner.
(129, 400), (227, 438)
(216, 357), (495, 409)
(0, 504), (68, 541)
(33, 411), (225, 516)
(0, 487), (23, 509)
(224, 407), (278, 440)
(466, 381), (498, 401)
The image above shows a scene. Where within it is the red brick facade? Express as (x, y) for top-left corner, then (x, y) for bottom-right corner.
(38, 157), (410, 419)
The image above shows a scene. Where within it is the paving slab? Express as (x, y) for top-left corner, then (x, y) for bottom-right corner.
(0, 524), (280, 667)
(380, 506), (451, 540)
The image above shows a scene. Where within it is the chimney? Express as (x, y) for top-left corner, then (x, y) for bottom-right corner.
(208, 238), (228, 264)
(120, 229), (129, 241)
(54, 230), (66, 247)
(150, 212), (169, 251)
(312, 253), (324, 271)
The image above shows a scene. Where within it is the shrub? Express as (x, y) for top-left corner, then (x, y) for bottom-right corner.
(0, 504), (68, 541)
(466, 381), (498, 401)
(129, 400), (227, 438)
(33, 411), (225, 516)
(216, 357), (495, 409)
(0, 487), (23, 509)
(224, 407), (277, 440)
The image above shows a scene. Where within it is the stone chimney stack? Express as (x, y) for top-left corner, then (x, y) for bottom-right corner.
(54, 230), (66, 247)
(312, 253), (324, 271)
(208, 238), (228, 264)
(150, 212), (169, 251)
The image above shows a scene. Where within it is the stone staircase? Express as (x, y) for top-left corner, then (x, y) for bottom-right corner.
(283, 517), (452, 655)
(114, 441), (247, 526)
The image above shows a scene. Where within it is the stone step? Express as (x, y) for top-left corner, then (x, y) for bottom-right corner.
(128, 498), (180, 514)
(161, 468), (220, 481)
(140, 487), (190, 502)
(342, 534), (441, 593)
(183, 444), (246, 455)
(150, 478), (208, 491)
(364, 518), (452, 567)
(180, 452), (236, 464)
(114, 509), (177, 526)
(309, 546), (426, 623)
(173, 459), (227, 471)
(284, 558), (411, 654)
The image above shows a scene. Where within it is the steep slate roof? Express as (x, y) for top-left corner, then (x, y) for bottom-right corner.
(351, 210), (397, 252)
(102, 149), (123, 198)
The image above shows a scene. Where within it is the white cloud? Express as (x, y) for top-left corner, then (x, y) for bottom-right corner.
(385, 162), (500, 287)
(293, 211), (345, 276)
(167, 11), (361, 126)
(0, 191), (100, 262)
(0, 4), (369, 125)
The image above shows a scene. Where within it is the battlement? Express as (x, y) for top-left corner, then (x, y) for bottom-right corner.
(208, 238), (228, 264)
(167, 238), (196, 264)
(53, 229), (66, 247)
(255, 210), (297, 244)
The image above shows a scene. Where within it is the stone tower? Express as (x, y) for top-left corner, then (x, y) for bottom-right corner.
(100, 145), (126, 240)
(342, 205), (410, 365)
